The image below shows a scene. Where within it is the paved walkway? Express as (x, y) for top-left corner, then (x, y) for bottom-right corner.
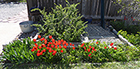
(0, 9), (28, 54)
(85, 24), (123, 44)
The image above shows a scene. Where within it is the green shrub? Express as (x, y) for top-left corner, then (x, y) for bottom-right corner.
(118, 30), (140, 46)
(1, 38), (36, 64)
(69, 40), (140, 63)
(111, 21), (140, 34)
(32, 0), (87, 42)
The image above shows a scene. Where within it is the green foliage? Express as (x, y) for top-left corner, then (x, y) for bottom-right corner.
(32, 0), (87, 42)
(68, 40), (140, 63)
(111, 21), (140, 34)
(1, 38), (36, 65)
(118, 30), (140, 46)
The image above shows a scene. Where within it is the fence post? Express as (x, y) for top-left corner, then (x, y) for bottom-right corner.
(101, 0), (105, 29)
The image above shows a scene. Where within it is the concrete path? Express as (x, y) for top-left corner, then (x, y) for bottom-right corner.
(0, 9), (28, 54)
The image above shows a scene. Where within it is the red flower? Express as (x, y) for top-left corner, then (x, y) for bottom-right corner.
(38, 35), (41, 38)
(63, 46), (67, 49)
(85, 50), (86, 51)
(52, 39), (55, 42)
(33, 47), (38, 50)
(39, 46), (42, 49)
(35, 43), (38, 47)
(63, 41), (66, 45)
(40, 52), (43, 55)
(88, 54), (91, 57)
(81, 43), (84, 47)
(66, 43), (68, 46)
(94, 49), (96, 51)
(31, 49), (34, 52)
(61, 50), (63, 53)
(92, 50), (94, 53)
(44, 40), (47, 44)
(51, 45), (54, 48)
(70, 43), (72, 46)
(49, 42), (52, 45)
(88, 49), (90, 52)
(110, 43), (114, 46)
(133, 19), (135, 21)
(92, 47), (95, 50)
(40, 38), (44, 41)
(36, 53), (40, 56)
(49, 49), (52, 53)
(59, 46), (62, 49)
(72, 44), (74, 46)
(73, 47), (75, 50)
(55, 46), (58, 49)
(46, 47), (50, 50)
(37, 50), (40, 53)
(52, 50), (57, 56)
(49, 35), (52, 39)
(96, 42), (98, 44)
(47, 44), (50, 47)
(131, 17), (133, 19)
(104, 46), (107, 49)
(84, 47), (86, 49)
(41, 44), (46, 47)
(42, 49), (46, 52)
(114, 47), (117, 50)
(61, 39), (64, 42)
(33, 39), (36, 42)
(89, 46), (91, 48)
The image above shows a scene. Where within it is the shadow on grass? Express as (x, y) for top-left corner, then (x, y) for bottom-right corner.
(0, 62), (105, 69)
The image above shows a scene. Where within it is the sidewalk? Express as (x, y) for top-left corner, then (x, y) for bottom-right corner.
(0, 9), (28, 54)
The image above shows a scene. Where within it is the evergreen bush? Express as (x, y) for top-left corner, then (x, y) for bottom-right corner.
(32, 0), (87, 42)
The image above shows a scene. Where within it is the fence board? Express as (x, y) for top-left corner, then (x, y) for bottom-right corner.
(26, 0), (122, 21)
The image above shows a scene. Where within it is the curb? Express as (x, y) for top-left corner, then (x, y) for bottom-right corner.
(109, 25), (135, 48)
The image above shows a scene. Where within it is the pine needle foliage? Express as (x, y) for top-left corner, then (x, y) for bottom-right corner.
(31, 0), (87, 42)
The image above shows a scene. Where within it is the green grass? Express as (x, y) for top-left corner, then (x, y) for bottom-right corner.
(0, 61), (140, 69)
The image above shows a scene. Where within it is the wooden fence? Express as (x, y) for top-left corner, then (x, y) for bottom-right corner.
(26, 0), (123, 21)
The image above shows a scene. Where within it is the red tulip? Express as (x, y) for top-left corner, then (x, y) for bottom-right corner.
(72, 44), (74, 46)
(51, 45), (54, 48)
(89, 46), (91, 48)
(52, 39), (55, 42)
(38, 35), (41, 38)
(104, 46), (107, 49)
(61, 50), (63, 53)
(88, 54), (91, 57)
(88, 49), (90, 52)
(49, 35), (52, 39)
(35, 43), (38, 47)
(63, 46), (67, 49)
(73, 47), (75, 50)
(37, 53), (40, 56)
(42, 49), (46, 52)
(33, 39), (36, 42)
(31, 49), (34, 52)
(66, 43), (68, 46)
(70, 43), (72, 46)
(110, 43), (114, 46)
(59, 46), (62, 49)
(96, 42), (98, 44)
(92, 47), (95, 50)
(114, 47), (117, 50)
(37, 50), (40, 53)
(39, 46), (42, 49)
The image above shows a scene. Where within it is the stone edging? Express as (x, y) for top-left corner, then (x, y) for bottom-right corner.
(108, 25), (136, 48)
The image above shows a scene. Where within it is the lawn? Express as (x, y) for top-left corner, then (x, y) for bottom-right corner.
(0, 61), (140, 69)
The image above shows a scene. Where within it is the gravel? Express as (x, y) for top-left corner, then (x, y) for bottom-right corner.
(0, 2), (27, 20)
